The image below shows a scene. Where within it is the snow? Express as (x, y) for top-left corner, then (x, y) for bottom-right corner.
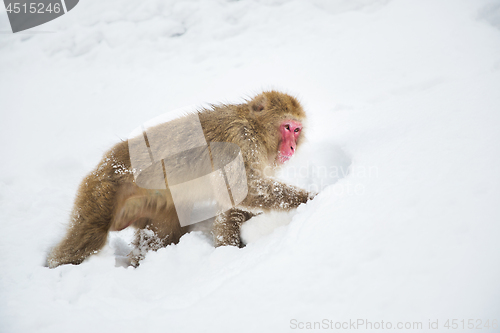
(1, 0), (500, 332)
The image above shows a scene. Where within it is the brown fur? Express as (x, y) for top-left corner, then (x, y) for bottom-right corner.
(46, 91), (313, 268)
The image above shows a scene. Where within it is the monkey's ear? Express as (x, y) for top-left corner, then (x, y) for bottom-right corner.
(249, 95), (267, 112)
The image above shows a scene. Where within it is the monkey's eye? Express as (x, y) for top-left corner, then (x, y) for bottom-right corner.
(284, 125), (290, 131)
(294, 128), (300, 133)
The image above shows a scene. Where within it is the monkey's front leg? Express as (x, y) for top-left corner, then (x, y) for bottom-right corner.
(245, 178), (315, 211)
(213, 208), (256, 247)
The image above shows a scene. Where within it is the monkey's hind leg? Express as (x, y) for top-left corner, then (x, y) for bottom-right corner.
(129, 207), (188, 267)
(46, 178), (116, 268)
(46, 213), (111, 268)
(213, 208), (256, 248)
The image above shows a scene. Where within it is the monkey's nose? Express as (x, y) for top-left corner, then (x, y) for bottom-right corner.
(291, 146), (295, 151)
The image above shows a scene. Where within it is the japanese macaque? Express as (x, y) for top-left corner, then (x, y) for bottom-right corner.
(47, 91), (314, 268)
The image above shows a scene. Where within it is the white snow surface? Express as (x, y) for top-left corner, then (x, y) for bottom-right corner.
(1, 0), (500, 332)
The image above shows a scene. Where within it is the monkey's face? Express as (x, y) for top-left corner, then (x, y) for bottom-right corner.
(277, 119), (302, 164)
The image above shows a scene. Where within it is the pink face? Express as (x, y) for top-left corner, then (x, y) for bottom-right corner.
(277, 119), (302, 164)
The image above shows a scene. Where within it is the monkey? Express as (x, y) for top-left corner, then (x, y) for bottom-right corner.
(46, 91), (315, 268)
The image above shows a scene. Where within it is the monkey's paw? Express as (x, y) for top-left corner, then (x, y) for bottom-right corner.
(308, 192), (318, 201)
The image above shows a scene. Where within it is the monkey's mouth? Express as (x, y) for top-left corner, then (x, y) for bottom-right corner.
(278, 154), (292, 164)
